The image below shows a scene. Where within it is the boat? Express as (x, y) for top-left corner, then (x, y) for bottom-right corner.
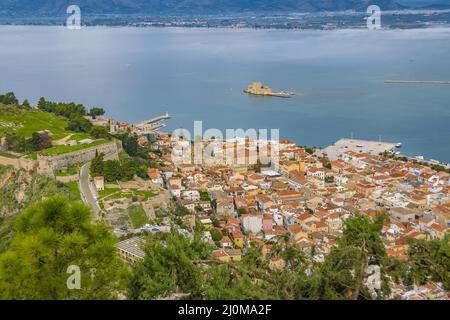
(396, 143), (402, 148)
(244, 82), (295, 98)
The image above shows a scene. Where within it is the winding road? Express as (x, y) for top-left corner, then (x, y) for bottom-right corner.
(79, 162), (101, 218)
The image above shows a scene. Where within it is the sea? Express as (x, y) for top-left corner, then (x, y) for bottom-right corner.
(1, 26), (449, 162)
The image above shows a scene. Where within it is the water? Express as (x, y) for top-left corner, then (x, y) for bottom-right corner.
(1, 26), (449, 162)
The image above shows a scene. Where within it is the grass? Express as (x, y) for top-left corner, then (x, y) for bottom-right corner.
(0, 152), (18, 159)
(128, 205), (149, 228)
(98, 188), (121, 199)
(39, 139), (107, 156)
(55, 163), (81, 176)
(0, 106), (109, 157)
(0, 108), (69, 140)
(99, 188), (158, 201)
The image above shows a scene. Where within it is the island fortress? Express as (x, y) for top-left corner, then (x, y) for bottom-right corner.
(244, 82), (295, 98)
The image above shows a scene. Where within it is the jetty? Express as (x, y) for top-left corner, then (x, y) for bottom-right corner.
(133, 113), (170, 135)
(244, 82), (295, 98)
(384, 80), (450, 85)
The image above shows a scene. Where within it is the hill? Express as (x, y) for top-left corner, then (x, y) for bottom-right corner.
(1, 0), (406, 16)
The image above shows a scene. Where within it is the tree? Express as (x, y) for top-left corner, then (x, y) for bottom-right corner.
(37, 97), (47, 110)
(5, 133), (27, 153)
(303, 214), (390, 300)
(22, 99), (31, 109)
(0, 92), (18, 105)
(237, 208), (247, 217)
(407, 235), (450, 290)
(66, 115), (93, 133)
(103, 160), (123, 182)
(127, 231), (210, 299)
(89, 107), (105, 118)
(28, 131), (52, 151)
(114, 133), (139, 157)
(90, 126), (109, 139)
(0, 197), (125, 299)
(211, 217), (221, 228)
(210, 228), (223, 242)
(90, 152), (104, 177)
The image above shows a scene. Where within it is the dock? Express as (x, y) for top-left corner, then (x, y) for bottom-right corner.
(385, 80), (450, 85)
(133, 113), (170, 135)
(318, 138), (398, 161)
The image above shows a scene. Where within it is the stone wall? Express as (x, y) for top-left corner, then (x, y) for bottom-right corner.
(37, 140), (122, 176)
(0, 140), (122, 177)
(55, 174), (79, 183)
(0, 155), (36, 171)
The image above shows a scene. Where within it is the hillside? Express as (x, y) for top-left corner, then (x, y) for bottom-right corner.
(0, 103), (107, 157)
(0, 0), (406, 16)
(0, 165), (78, 216)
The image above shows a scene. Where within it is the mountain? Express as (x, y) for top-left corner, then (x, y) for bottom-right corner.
(0, 0), (407, 16)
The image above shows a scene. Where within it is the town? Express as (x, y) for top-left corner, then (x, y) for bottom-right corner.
(0, 93), (449, 300)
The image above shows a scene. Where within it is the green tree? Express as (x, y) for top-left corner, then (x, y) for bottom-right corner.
(0, 197), (125, 299)
(66, 115), (93, 133)
(407, 235), (450, 290)
(89, 107), (105, 118)
(103, 160), (123, 182)
(37, 97), (47, 110)
(90, 152), (104, 177)
(127, 231), (210, 299)
(5, 133), (28, 153)
(210, 228), (223, 242)
(0, 92), (18, 105)
(28, 131), (52, 151)
(22, 99), (31, 109)
(90, 126), (109, 139)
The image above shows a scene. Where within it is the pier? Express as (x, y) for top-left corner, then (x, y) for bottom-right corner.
(133, 113), (170, 135)
(385, 80), (450, 85)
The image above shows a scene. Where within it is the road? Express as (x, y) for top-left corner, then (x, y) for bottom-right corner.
(79, 162), (101, 218)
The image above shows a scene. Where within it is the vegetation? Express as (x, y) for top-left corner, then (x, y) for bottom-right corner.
(88, 107), (105, 118)
(0, 166), (75, 216)
(37, 97), (86, 118)
(0, 92), (19, 105)
(129, 205), (150, 228)
(90, 152), (148, 182)
(0, 197), (125, 299)
(125, 213), (422, 300)
(66, 114), (93, 133)
(0, 99), (109, 157)
(90, 126), (110, 139)
(65, 181), (82, 201)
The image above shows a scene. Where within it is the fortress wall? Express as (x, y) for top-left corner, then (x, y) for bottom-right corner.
(0, 156), (36, 171)
(1, 140), (122, 177)
(37, 140), (122, 176)
(55, 174), (79, 183)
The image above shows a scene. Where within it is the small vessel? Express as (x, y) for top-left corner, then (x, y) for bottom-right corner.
(396, 143), (402, 148)
(244, 82), (295, 98)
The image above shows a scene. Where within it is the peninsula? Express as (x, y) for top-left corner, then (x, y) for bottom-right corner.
(244, 82), (295, 98)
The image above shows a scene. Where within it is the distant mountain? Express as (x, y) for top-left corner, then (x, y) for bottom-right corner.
(0, 0), (407, 16)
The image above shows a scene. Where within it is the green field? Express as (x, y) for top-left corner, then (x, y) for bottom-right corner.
(128, 205), (149, 228)
(38, 139), (107, 156)
(0, 106), (109, 157)
(0, 107), (70, 140)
